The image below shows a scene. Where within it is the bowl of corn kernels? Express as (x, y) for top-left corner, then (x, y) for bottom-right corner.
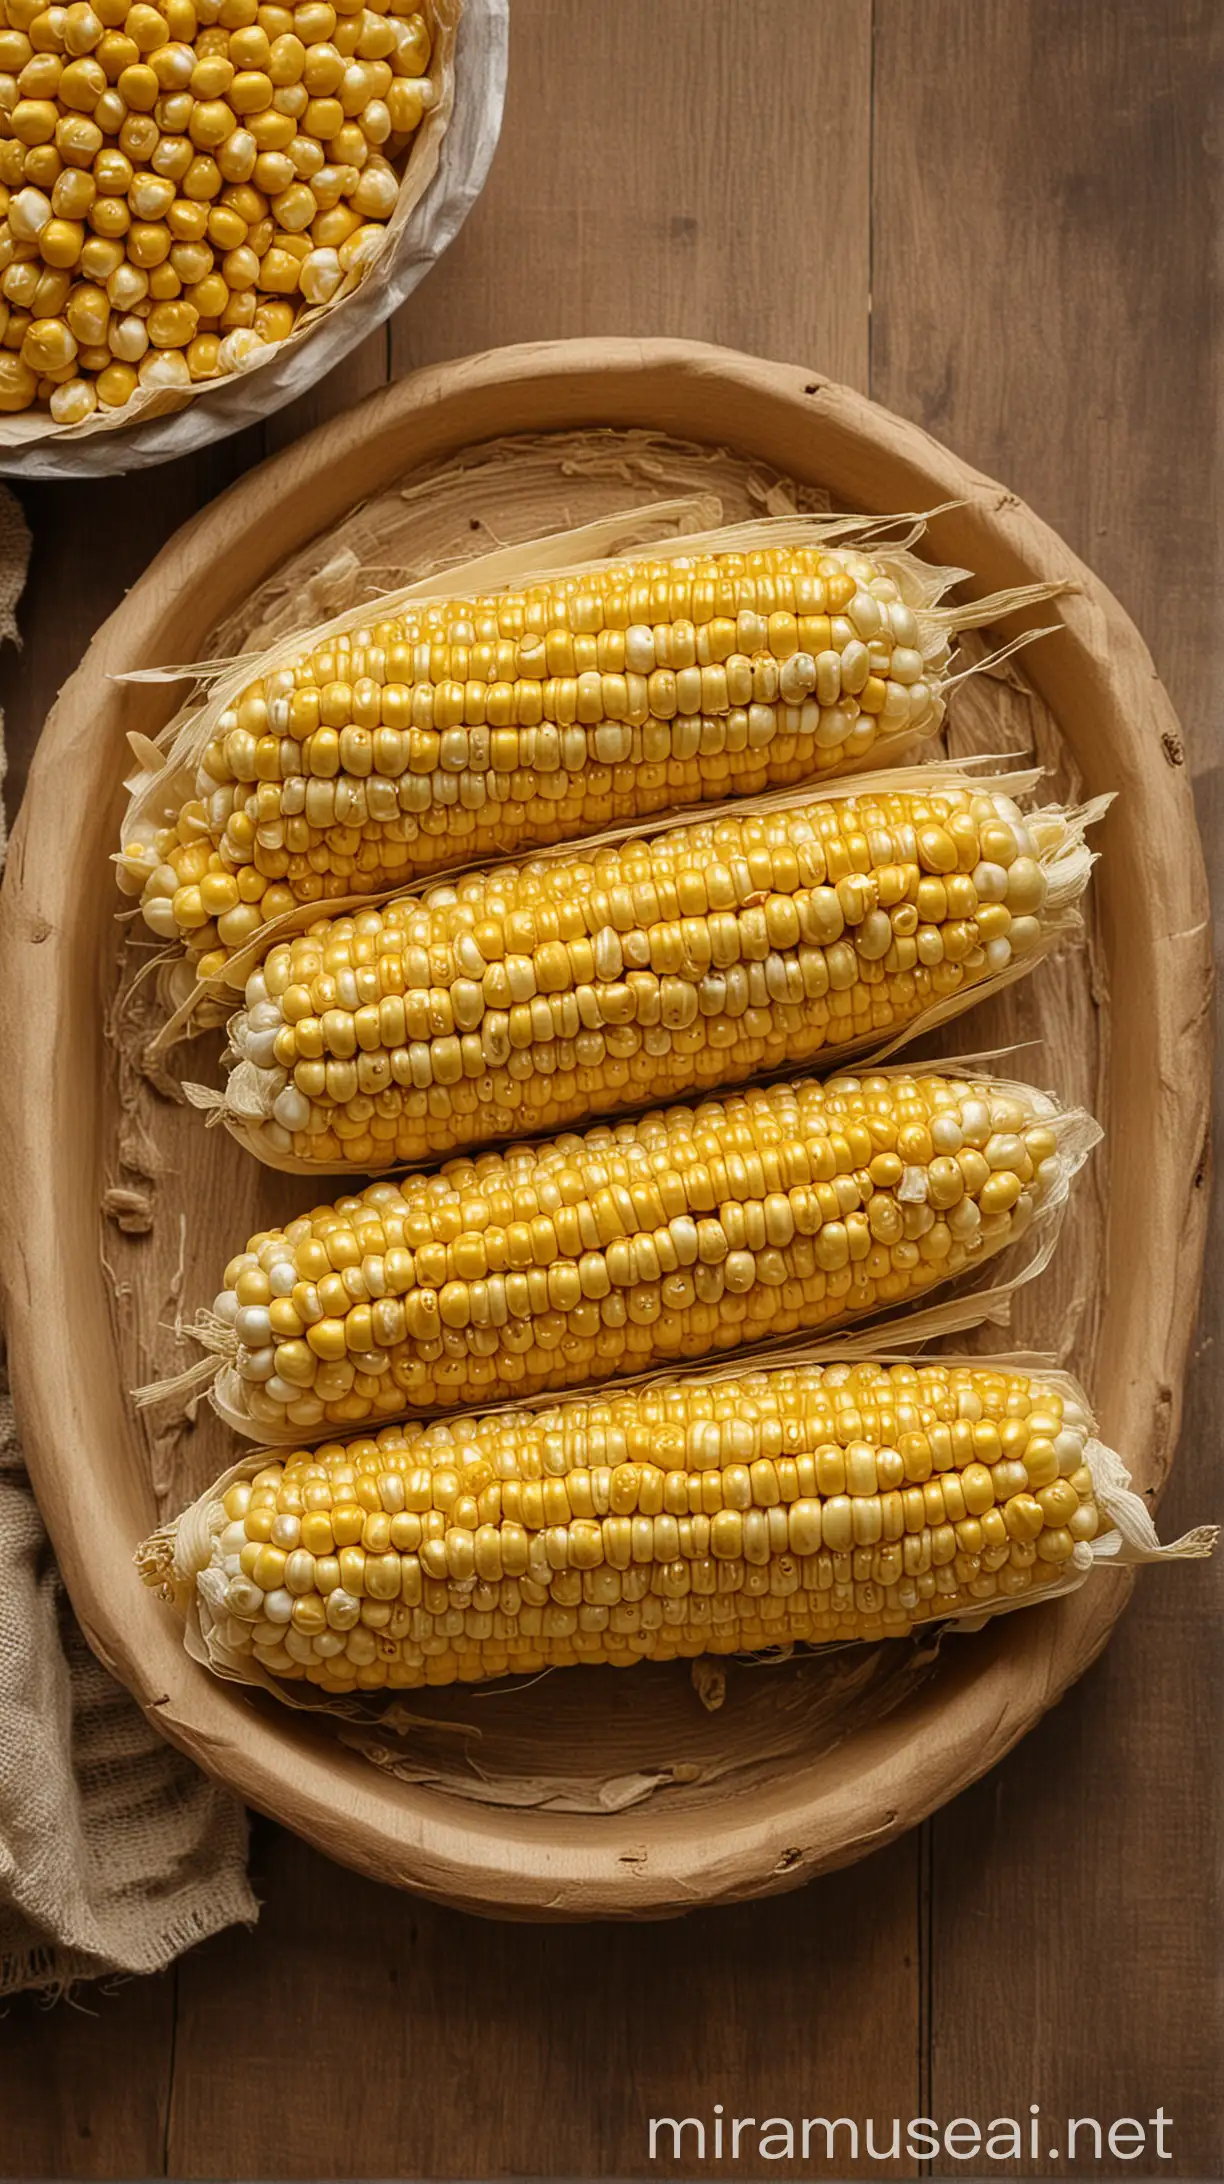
(0, 0), (505, 472)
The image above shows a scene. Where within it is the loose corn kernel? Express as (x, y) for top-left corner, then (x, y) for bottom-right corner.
(0, 0), (419, 419)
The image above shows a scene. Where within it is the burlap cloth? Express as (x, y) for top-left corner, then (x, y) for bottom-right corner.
(0, 488), (257, 1996)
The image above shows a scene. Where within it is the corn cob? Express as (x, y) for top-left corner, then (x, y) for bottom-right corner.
(116, 517), (1059, 974)
(164, 1069), (1097, 1441)
(138, 1359), (1215, 1696)
(215, 770), (1099, 1172)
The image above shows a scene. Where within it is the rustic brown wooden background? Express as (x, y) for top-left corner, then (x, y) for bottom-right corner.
(1, 2), (1220, 2176)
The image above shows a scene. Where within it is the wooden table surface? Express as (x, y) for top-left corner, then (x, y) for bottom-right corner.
(1, 4), (1219, 2177)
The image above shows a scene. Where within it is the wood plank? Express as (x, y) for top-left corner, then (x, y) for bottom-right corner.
(871, 0), (1221, 741)
(871, 3), (1223, 2174)
(0, 1970), (173, 2178)
(160, 16), (904, 2172)
(264, 325), (392, 456)
(391, 0), (873, 389)
(0, 416), (260, 2184)
(166, 1824), (918, 2181)
(0, 428), (262, 821)
(926, 1537), (1224, 2176)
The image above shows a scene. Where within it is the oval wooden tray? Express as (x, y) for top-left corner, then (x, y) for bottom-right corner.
(0, 340), (1210, 1918)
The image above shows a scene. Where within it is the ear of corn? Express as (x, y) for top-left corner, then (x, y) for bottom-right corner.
(146, 1068), (1099, 1441)
(208, 767), (1102, 1172)
(115, 512), (1064, 975)
(138, 1357), (1216, 1697)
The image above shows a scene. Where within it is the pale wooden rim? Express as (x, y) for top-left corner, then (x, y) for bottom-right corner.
(0, 340), (1210, 1916)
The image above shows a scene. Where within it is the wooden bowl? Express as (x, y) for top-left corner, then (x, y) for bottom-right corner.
(0, 339), (1210, 1917)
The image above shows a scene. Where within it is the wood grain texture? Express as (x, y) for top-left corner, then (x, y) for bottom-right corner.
(0, 1), (1218, 2177)
(391, 0), (872, 387)
(872, 3), (1223, 2174)
(872, 0), (1222, 754)
(265, 325), (392, 456)
(167, 1824), (918, 2180)
(0, 429), (262, 822)
(0, 1971), (173, 2177)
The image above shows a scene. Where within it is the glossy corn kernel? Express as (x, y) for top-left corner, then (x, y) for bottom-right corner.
(221, 774), (1095, 1171)
(145, 1360), (1118, 1693)
(122, 535), (965, 967)
(189, 1068), (1094, 1440)
(0, 2), (435, 422)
